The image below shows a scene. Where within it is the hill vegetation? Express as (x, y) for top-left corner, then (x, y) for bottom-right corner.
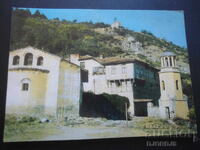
(10, 9), (187, 62)
(80, 92), (130, 120)
(10, 9), (193, 100)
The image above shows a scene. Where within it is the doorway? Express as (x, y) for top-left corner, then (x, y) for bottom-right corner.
(134, 102), (147, 116)
(165, 107), (170, 119)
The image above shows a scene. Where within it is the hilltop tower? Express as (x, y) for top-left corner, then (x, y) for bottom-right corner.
(111, 18), (121, 29)
(159, 51), (189, 119)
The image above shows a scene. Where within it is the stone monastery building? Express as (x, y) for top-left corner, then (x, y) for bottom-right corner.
(70, 54), (160, 117)
(70, 51), (189, 119)
(6, 46), (189, 119)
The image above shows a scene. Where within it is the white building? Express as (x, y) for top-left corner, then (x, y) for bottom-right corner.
(111, 21), (121, 29)
(158, 51), (189, 119)
(6, 47), (83, 118)
(70, 55), (160, 116)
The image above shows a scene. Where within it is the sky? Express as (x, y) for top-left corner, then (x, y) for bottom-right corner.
(27, 8), (187, 48)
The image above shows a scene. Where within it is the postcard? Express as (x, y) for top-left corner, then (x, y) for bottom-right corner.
(3, 8), (197, 142)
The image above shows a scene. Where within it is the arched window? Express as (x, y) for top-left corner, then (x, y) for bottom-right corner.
(165, 57), (168, 67)
(37, 56), (43, 66)
(24, 53), (33, 66)
(21, 78), (31, 91)
(12, 55), (20, 65)
(176, 80), (179, 90)
(162, 80), (165, 90)
(174, 56), (176, 66)
(169, 57), (172, 67)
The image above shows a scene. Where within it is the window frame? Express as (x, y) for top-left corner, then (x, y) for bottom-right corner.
(37, 56), (44, 66)
(162, 80), (165, 90)
(24, 53), (33, 66)
(80, 62), (85, 69)
(21, 78), (31, 91)
(122, 65), (126, 74)
(176, 80), (179, 90)
(22, 83), (29, 91)
(12, 55), (20, 65)
(111, 66), (116, 75)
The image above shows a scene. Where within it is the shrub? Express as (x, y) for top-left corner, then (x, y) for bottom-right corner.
(141, 30), (154, 37)
(4, 114), (18, 125)
(80, 92), (130, 120)
(18, 116), (38, 123)
(188, 107), (196, 122)
(173, 117), (189, 126)
(4, 114), (40, 126)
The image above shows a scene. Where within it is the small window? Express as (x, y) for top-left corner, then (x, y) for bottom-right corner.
(176, 80), (179, 90)
(111, 66), (116, 75)
(37, 56), (43, 66)
(22, 83), (29, 91)
(13, 55), (20, 65)
(80, 62), (85, 69)
(122, 66), (126, 74)
(24, 53), (33, 66)
(162, 80), (165, 90)
(21, 78), (30, 91)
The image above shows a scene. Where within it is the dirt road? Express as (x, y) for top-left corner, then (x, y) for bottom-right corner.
(40, 117), (147, 141)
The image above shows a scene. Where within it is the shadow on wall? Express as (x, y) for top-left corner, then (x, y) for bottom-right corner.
(80, 92), (130, 120)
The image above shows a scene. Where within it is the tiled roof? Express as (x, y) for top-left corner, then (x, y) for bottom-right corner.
(78, 54), (159, 71)
(97, 57), (136, 65)
(79, 55), (93, 60)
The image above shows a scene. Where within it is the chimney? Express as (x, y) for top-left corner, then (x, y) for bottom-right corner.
(70, 54), (80, 65)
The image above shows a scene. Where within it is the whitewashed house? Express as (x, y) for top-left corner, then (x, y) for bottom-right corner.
(70, 55), (160, 116)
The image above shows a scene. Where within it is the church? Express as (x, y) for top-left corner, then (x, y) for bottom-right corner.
(6, 47), (84, 118)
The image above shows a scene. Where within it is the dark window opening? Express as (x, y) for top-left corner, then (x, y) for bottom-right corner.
(165, 107), (170, 118)
(115, 80), (121, 87)
(165, 57), (168, 67)
(37, 56), (43, 66)
(176, 80), (179, 90)
(22, 83), (29, 91)
(24, 53), (33, 66)
(162, 80), (165, 90)
(13, 56), (20, 65)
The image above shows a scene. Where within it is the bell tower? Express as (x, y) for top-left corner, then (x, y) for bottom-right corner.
(159, 51), (189, 119)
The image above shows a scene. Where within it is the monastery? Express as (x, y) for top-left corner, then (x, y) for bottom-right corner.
(70, 51), (189, 119)
(5, 46), (189, 119)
